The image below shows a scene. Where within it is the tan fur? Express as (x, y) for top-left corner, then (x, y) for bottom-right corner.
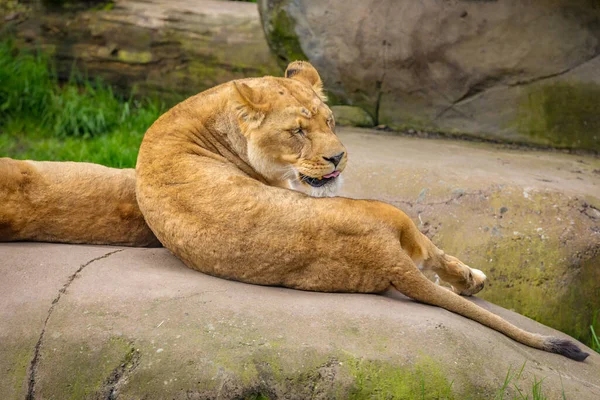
(135, 62), (587, 360)
(0, 158), (159, 247)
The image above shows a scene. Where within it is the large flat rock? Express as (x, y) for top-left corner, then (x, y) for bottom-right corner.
(0, 244), (126, 400)
(1, 243), (599, 399)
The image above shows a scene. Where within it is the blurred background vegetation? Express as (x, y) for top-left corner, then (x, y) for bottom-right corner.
(2, 0), (598, 166)
(0, 40), (164, 167)
(0, 0), (272, 167)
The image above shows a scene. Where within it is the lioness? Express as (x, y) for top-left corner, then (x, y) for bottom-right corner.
(0, 61), (588, 361)
(134, 61), (587, 361)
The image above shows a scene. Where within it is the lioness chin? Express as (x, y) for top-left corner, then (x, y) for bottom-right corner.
(0, 61), (589, 362)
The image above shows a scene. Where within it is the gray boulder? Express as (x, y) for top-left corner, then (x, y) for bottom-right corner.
(258, 0), (600, 150)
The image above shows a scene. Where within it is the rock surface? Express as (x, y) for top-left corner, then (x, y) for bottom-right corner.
(4, 0), (280, 102)
(1, 128), (599, 398)
(331, 105), (374, 128)
(1, 243), (599, 399)
(258, 0), (600, 151)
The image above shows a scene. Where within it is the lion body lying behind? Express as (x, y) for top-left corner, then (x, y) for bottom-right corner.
(0, 158), (159, 247)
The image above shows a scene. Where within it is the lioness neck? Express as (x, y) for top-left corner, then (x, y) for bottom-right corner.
(141, 84), (266, 184)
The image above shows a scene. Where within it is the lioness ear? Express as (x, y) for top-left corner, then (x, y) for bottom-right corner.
(285, 61), (326, 102)
(232, 81), (270, 130)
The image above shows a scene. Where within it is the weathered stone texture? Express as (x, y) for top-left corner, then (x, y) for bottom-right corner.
(258, 0), (600, 150)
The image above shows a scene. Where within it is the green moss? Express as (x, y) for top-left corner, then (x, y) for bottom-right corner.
(0, 0), (30, 16)
(37, 336), (134, 399)
(0, 342), (33, 399)
(41, 0), (112, 11)
(116, 49), (153, 64)
(265, 2), (308, 69)
(246, 395), (270, 400)
(331, 105), (375, 128)
(431, 187), (600, 348)
(322, 89), (347, 107)
(561, 255), (600, 345)
(344, 354), (455, 399)
(478, 195), (600, 345)
(228, 350), (456, 399)
(94, 1), (115, 11)
(385, 118), (437, 133)
(517, 82), (600, 151)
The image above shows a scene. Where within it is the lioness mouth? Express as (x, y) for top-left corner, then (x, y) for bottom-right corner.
(299, 171), (340, 187)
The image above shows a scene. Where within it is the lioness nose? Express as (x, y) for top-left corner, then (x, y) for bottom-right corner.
(323, 152), (344, 167)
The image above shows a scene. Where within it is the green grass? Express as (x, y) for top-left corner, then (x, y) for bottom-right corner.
(494, 362), (551, 400)
(0, 40), (166, 168)
(591, 310), (600, 353)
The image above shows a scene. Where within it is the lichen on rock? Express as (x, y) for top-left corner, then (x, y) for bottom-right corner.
(258, 0), (307, 69)
(517, 82), (600, 151)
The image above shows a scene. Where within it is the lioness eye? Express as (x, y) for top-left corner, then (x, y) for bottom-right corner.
(293, 127), (305, 136)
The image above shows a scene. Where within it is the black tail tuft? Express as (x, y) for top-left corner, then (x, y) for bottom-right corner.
(546, 337), (590, 362)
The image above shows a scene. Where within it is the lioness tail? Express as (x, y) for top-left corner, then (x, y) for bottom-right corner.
(392, 266), (589, 362)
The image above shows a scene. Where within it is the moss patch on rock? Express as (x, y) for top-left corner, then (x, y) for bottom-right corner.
(92, 304), (460, 398)
(345, 354), (455, 399)
(428, 187), (600, 345)
(116, 49), (153, 64)
(118, 338), (458, 399)
(517, 82), (600, 151)
(36, 335), (135, 399)
(262, 0), (307, 69)
(1, 340), (32, 399)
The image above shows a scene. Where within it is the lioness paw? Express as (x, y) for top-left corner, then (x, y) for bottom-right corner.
(471, 268), (487, 281)
(457, 268), (487, 296)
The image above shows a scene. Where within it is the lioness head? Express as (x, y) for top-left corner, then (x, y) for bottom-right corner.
(232, 61), (347, 197)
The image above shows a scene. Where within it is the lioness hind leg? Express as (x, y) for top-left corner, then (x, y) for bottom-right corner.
(423, 253), (487, 296)
(407, 227), (486, 296)
(390, 254), (588, 361)
(403, 226), (486, 296)
(381, 203), (487, 296)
